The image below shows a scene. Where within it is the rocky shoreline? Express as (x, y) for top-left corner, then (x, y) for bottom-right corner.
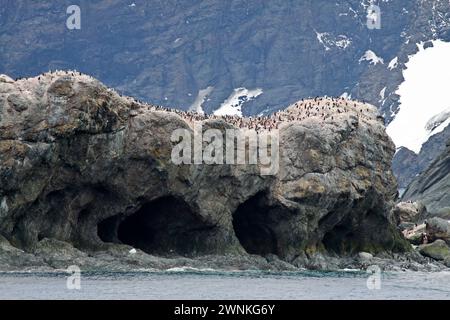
(2, 231), (447, 274)
(0, 235), (447, 273)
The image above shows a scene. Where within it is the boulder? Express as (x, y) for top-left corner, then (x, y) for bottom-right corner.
(402, 223), (426, 245)
(394, 201), (426, 224)
(0, 234), (47, 270)
(358, 251), (373, 261)
(419, 240), (450, 261)
(444, 256), (450, 268)
(426, 217), (450, 244)
(33, 238), (89, 269)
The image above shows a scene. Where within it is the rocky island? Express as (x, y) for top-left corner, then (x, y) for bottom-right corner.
(0, 72), (448, 272)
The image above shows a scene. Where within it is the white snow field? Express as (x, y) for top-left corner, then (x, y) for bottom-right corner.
(214, 87), (263, 117)
(387, 40), (450, 153)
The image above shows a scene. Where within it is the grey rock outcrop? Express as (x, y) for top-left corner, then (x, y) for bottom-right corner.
(394, 201), (427, 224)
(445, 256), (450, 268)
(393, 117), (450, 192)
(402, 223), (426, 246)
(426, 217), (450, 244)
(357, 251), (373, 262)
(402, 140), (450, 218)
(0, 72), (409, 270)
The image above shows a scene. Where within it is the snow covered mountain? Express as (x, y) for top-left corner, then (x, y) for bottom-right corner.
(0, 0), (427, 116)
(386, 38), (450, 190)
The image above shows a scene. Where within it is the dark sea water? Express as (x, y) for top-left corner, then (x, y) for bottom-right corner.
(0, 269), (449, 300)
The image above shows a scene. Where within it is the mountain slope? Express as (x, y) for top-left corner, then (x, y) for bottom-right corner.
(402, 139), (450, 218)
(394, 125), (450, 191)
(0, 0), (428, 116)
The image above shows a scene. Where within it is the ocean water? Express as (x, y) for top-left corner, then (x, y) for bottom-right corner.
(0, 269), (449, 300)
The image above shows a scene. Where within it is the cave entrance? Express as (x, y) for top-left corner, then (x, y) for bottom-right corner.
(98, 215), (121, 244)
(321, 208), (385, 255)
(98, 196), (215, 256)
(232, 193), (280, 256)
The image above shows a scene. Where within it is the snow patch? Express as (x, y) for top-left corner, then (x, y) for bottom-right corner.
(315, 31), (351, 51)
(189, 86), (214, 114)
(359, 50), (384, 65)
(0, 74), (14, 83)
(388, 57), (398, 70)
(340, 92), (352, 99)
(379, 87), (387, 104)
(366, 6), (380, 26)
(386, 40), (450, 153)
(315, 31), (331, 51)
(380, 87), (386, 99)
(425, 108), (450, 132)
(335, 37), (352, 49)
(214, 88), (263, 117)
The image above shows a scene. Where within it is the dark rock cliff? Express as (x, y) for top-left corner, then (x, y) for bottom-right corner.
(0, 72), (409, 269)
(2, 1), (450, 197)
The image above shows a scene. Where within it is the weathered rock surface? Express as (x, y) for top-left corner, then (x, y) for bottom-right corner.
(0, 72), (410, 271)
(394, 126), (450, 191)
(419, 240), (450, 261)
(426, 217), (450, 244)
(0, 234), (46, 270)
(357, 251), (373, 263)
(394, 201), (427, 224)
(402, 140), (450, 218)
(402, 223), (427, 246)
(444, 257), (450, 268)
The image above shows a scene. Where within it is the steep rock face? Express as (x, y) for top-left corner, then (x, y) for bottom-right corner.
(393, 125), (450, 190)
(0, 73), (408, 264)
(402, 140), (450, 218)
